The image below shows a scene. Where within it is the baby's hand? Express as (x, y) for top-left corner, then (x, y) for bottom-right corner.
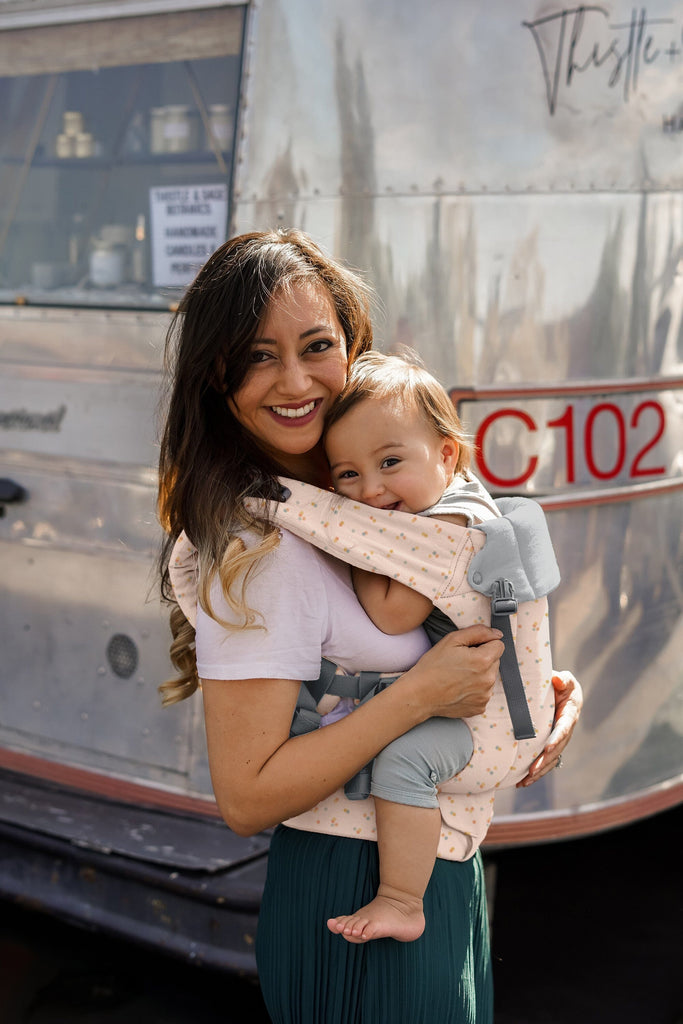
(316, 694), (341, 716)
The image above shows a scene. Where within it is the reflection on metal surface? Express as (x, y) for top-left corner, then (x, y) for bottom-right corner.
(0, 0), (680, 920)
(232, 0), (683, 832)
(0, 748), (219, 818)
(234, 0), (683, 202)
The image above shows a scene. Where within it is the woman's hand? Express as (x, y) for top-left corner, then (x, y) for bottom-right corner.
(517, 671), (583, 787)
(400, 624), (504, 721)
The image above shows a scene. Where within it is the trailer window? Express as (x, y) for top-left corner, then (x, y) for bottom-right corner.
(0, 6), (245, 310)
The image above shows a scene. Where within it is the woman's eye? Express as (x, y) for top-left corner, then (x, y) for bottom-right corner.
(306, 339), (332, 354)
(381, 457), (401, 469)
(249, 349), (272, 363)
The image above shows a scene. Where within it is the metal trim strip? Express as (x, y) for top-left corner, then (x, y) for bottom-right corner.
(1, 747), (680, 847)
(539, 477), (683, 511)
(485, 778), (683, 847)
(0, 748), (221, 818)
(0, 0), (244, 32)
(450, 375), (683, 406)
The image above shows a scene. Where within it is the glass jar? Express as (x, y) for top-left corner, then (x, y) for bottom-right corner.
(89, 240), (126, 287)
(75, 132), (94, 158)
(149, 107), (167, 154)
(163, 105), (199, 153)
(55, 133), (76, 158)
(62, 110), (84, 136)
(206, 104), (231, 151)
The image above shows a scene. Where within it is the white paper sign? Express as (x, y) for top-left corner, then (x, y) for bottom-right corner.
(149, 183), (228, 288)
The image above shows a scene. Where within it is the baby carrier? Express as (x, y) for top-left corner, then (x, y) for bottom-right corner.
(169, 477), (560, 859)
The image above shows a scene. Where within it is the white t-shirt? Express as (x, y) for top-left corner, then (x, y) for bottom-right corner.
(196, 528), (430, 681)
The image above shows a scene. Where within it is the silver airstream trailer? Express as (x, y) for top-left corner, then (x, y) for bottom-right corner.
(1, 0), (681, 975)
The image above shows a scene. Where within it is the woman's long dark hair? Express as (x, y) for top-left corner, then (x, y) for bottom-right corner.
(157, 229), (374, 704)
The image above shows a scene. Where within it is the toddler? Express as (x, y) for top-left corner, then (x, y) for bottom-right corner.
(307, 351), (555, 943)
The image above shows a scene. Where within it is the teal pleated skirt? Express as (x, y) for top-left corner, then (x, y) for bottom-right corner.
(256, 825), (493, 1024)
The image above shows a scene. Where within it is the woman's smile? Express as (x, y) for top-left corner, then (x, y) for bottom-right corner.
(269, 399), (320, 421)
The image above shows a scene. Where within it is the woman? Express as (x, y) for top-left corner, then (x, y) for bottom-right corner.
(158, 228), (582, 1023)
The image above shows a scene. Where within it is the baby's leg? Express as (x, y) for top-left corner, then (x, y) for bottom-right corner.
(327, 801), (440, 943)
(327, 717), (474, 943)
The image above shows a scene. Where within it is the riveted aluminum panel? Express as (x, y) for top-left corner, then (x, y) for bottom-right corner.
(234, 0), (683, 205)
(232, 0), (683, 828)
(235, 189), (683, 393)
(0, 306), (214, 798)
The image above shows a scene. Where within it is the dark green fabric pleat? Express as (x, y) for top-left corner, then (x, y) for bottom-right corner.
(256, 826), (493, 1024)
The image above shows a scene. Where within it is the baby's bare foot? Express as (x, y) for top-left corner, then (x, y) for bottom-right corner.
(327, 884), (425, 943)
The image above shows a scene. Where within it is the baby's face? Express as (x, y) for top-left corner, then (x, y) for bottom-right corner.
(325, 397), (458, 513)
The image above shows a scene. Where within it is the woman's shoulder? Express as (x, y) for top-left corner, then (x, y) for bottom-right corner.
(196, 526), (330, 680)
(237, 525), (332, 603)
(252, 524), (328, 571)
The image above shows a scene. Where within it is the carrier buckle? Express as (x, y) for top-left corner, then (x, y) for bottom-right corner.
(491, 578), (517, 616)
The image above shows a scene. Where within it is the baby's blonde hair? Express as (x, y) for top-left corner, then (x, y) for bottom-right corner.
(325, 350), (471, 475)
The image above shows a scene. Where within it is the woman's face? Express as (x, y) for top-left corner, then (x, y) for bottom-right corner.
(228, 282), (348, 466)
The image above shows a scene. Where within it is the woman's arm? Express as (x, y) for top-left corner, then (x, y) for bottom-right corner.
(517, 671), (583, 787)
(202, 624), (504, 836)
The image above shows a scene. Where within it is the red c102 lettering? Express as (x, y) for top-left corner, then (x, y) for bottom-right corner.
(630, 401), (667, 478)
(474, 399), (667, 489)
(474, 408), (538, 487)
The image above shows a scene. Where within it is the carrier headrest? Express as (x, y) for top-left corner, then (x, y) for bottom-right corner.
(468, 496), (560, 602)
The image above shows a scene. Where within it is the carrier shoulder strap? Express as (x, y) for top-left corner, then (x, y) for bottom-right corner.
(489, 579), (536, 740)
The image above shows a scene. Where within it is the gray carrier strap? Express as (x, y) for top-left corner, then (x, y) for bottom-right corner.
(489, 580), (536, 740)
(300, 659), (398, 707)
(290, 660), (400, 800)
(465, 496), (559, 740)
